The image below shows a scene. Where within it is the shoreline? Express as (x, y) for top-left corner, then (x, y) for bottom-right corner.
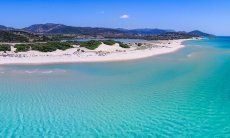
(0, 39), (190, 65)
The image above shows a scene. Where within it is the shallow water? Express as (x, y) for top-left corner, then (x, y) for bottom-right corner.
(0, 37), (229, 137)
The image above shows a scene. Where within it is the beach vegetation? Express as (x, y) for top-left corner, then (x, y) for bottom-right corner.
(0, 44), (11, 52)
(80, 40), (101, 50)
(137, 43), (142, 46)
(64, 41), (80, 45)
(12, 42), (73, 53)
(118, 42), (130, 48)
(15, 44), (31, 52)
(102, 40), (116, 45)
(31, 42), (73, 52)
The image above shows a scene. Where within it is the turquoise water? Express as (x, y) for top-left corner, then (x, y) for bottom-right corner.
(0, 37), (230, 137)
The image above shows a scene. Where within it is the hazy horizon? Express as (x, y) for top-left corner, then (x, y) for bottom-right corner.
(0, 0), (229, 36)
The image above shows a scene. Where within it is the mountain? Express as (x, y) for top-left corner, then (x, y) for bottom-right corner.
(126, 28), (175, 35)
(0, 23), (214, 41)
(23, 23), (124, 36)
(0, 25), (14, 31)
(22, 23), (215, 38)
(23, 23), (65, 34)
(0, 25), (7, 30)
(23, 24), (177, 36)
(188, 30), (214, 37)
(152, 32), (196, 40)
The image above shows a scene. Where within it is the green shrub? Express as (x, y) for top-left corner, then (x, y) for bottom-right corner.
(80, 40), (101, 50)
(137, 43), (142, 46)
(118, 42), (130, 48)
(102, 40), (116, 45)
(0, 44), (11, 52)
(47, 42), (73, 51)
(31, 44), (56, 52)
(31, 42), (73, 52)
(15, 44), (31, 52)
(64, 41), (80, 45)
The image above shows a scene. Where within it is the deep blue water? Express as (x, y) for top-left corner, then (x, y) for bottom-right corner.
(0, 37), (229, 137)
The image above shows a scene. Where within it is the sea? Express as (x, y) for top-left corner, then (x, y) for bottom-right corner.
(0, 37), (229, 137)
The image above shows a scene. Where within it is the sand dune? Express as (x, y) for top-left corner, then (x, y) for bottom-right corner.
(0, 39), (188, 65)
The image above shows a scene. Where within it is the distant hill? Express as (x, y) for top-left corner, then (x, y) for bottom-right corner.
(23, 23), (64, 34)
(124, 28), (175, 35)
(0, 25), (7, 30)
(23, 23), (124, 36)
(22, 23), (214, 37)
(0, 30), (50, 43)
(188, 30), (214, 37)
(0, 25), (14, 31)
(0, 23), (215, 42)
(23, 24), (178, 36)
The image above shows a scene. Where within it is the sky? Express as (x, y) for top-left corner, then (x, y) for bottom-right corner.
(0, 0), (229, 35)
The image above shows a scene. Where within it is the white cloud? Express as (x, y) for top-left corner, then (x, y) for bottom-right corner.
(120, 14), (129, 19)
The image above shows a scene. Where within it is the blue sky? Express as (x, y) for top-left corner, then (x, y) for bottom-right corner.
(0, 0), (229, 35)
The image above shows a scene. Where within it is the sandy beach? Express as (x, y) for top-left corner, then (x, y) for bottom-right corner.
(0, 39), (188, 65)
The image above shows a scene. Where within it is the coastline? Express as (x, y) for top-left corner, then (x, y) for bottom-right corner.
(0, 39), (189, 65)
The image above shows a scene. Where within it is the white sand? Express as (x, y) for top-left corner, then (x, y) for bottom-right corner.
(0, 39), (188, 65)
(95, 43), (128, 51)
